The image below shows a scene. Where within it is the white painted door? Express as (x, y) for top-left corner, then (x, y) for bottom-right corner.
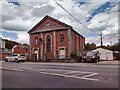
(59, 48), (65, 59)
(34, 50), (38, 60)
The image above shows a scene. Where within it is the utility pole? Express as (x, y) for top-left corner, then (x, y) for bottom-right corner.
(110, 41), (112, 46)
(100, 33), (103, 47)
(118, 39), (120, 45)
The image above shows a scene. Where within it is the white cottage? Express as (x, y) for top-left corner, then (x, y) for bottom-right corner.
(92, 48), (113, 60)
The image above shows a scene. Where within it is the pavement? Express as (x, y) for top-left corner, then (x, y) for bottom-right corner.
(1, 61), (119, 88)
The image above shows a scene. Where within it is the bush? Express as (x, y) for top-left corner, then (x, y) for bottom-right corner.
(71, 49), (78, 59)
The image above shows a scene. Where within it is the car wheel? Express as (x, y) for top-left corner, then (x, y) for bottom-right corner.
(22, 60), (25, 62)
(5, 58), (8, 62)
(15, 59), (18, 63)
(98, 57), (100, 61)
(94, 59), (98, 63)
(84, 59), (87, 63)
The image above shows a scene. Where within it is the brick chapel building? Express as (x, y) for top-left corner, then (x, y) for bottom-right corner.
(28, 15), (85, 60)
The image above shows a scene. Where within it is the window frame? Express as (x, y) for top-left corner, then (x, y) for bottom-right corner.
(46, 35), (51, 52)
(60, 34), (64, 44)
(35, 37), (38, 45)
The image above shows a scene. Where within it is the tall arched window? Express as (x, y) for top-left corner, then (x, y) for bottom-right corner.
(46, 35), (51, 52)
(60, 34), (64, 43)
(35, 37), (38, 45)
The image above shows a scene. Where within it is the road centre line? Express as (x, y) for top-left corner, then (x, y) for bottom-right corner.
(40, 71), (98, 81)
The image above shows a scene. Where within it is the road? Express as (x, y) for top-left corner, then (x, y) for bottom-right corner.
(1, 62), (119, 89)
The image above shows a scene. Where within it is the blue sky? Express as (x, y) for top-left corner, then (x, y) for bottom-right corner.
(2, 31), (17, 40)
(7, 0), (20, 5)
(87, 2), (112, 22)
(1, 0), (119, 45)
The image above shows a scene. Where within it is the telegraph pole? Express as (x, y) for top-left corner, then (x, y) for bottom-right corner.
(100, 33), (103, 47)
(110, 41), (112, 46)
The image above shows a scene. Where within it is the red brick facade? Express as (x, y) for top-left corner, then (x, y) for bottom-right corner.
(12, 44), (30, 56)
(28, 15), (85, 60)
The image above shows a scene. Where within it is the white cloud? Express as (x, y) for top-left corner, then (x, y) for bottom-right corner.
(16, 32), (29, 44)
(31, 4), (54, 17)
(2, 17), (33, 31)
(1, 0), (119, 46)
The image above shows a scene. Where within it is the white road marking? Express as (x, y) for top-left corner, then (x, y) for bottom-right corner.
(2, 67), (98, 81)
(38, 69), (48, 71)
(2, 68), (24, 72)
(48, 69), (71, 72)
(21, 67), (33, 70)
(45, 69), (95, 74)
(65, 71), (78, 74)
(40, 71), (98, 81)
(82, 73), (98, 78)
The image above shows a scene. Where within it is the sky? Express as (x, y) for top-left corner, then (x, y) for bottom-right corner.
(0, 0), (119, 46)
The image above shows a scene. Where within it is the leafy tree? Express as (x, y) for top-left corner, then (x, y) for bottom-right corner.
(71, 49), (78, 58)
(107, 43), (120, 52)
(84, 43), (96, 51)
(4, 39), (18, 49)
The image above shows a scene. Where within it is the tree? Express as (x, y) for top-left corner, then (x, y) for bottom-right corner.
(4, 39), (18, 49)
(84, 43), (96, 51)
(107, 43), (120, 52)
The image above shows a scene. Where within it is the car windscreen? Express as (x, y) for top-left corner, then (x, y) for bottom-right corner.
(20, 55), (25, 56)
(87, 53), (95, 56)
(12, 54), (18, 56)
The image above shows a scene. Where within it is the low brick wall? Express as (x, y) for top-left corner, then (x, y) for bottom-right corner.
(0, 53), (12, 60)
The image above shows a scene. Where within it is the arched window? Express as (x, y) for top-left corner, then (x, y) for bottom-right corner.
(46, 35), (51, 52)
(60, 34), (64, 43)
(35, 37), (38, 45)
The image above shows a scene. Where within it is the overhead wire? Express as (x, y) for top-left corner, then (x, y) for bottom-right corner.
(53, 0), (96, 33)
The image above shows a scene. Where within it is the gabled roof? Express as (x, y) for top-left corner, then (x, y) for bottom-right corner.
(22, 44), (30, 49)
(28, 15), (72, 34)
(92, 48), (113, 53)
(12, 44), (29, 50)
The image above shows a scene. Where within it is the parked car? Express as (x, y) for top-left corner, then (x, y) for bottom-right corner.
(83, 52), (100, 63)
(4, 54), (26, 62)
